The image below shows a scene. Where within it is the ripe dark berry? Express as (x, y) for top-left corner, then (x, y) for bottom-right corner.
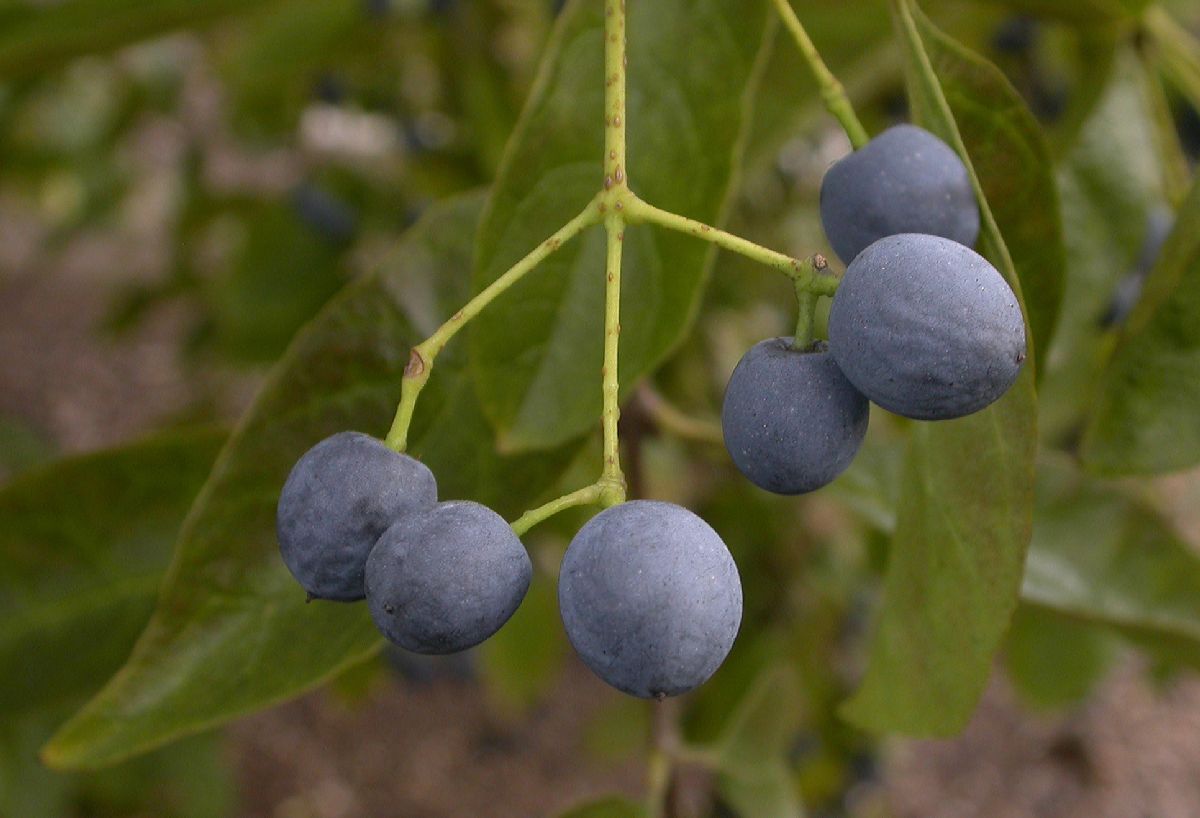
(365, 501), (531, 654)
(721, 339), (868, 495)
(820, 124), (980, 264)
(828, 233), (1026, 420)
(277, 432), (437, 601)
(558, 501), (742, 699)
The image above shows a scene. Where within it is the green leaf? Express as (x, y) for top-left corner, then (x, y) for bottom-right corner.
(556, 797), (646, 818)
(841, 0), (1038, 736)
(715, 667), (805, 818)
(0, 0), (282, 78)
(1082, 177), (1200, 474)
(1039, 50), (1163, 443)
(0, 428), (224, 718)
(470, 0), (772, 451)
(825, 446), (1200, 683)
(1006, 605), (1115, 710)
(2, 709), (233, 818)
(1022, 458), (1200, 669)
(207, 201), (348, 364)
(43, 193), (579, 770)
(908, 2), (1066, 368)
(840, 402), (1036, 736)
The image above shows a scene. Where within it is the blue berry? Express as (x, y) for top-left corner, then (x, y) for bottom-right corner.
(277, 432), (437, 601)
(558, 501), (742, 699)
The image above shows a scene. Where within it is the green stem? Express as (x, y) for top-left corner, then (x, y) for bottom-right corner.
(384, 198), (602, 452)
(510, 483), (604, 537)
(598, 0), (629, 507)
(769, 0), (870, 149)
(624, 195), (839, 295)
(604, 0), (627, 192)
(793, 283), (818, 349)
(601, 214), (627, 504)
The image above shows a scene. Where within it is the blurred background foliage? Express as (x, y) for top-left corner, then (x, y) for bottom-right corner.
(1, 0), (1200, 816)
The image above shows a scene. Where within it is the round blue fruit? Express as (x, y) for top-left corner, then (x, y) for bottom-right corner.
(365, 501), (531, 654)
(828, 233), (1027, 420)
(558, 501), (742, 699)
(722, 339), (869, 495)
(276, 431), (437, 601)
(820, 124), (980, 264)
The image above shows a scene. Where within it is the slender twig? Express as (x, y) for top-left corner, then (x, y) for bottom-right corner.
(624, 195), (839, 295)
(769, 0), (870, 149)
(600, 217), (627, 500)
(598, 0), (629, 507)
(510, 483), (604, 537)
(385, 198), (602, 452)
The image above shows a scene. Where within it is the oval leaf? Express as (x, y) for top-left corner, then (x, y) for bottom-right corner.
(43, 193), (579, 770)
(1023, 459), (1200, 668)
(910, 2), (1066, 367)
(1082, 177), (1200, 474)
(714, 667), (805, 818)
(1039, 50), (1163, 442)
(470, 0), (771, 451)
(0, 428), (224, 719)
(840, 0), (1038, 736)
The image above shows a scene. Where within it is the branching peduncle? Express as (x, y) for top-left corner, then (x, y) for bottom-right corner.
(598, 0), (630, 508)
(624, 196), (839, 295)
(510, 483), (605, 537)
(600, 214), (628, 505)
(384, 198), (602, 453)
(769, 0), (870, 149)
(389, 0), (856, 536)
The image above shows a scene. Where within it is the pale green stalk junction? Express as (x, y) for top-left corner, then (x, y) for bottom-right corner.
(770, 0), (870, 149)
(384, 198), (602, 452)
(624, 196), (838, 297)
(384, 0), (863, 539)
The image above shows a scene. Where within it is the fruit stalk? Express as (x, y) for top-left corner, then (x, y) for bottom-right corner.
(624, 196), (839, 295)
(600, 0), (629, 504)
(509, 483), (603, 537)
(384, 198), (601, 452)
(769, 0), (869, 149)
(793, 283), (818, 348)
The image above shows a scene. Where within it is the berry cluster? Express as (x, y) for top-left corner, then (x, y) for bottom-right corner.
(276, 124), (1027, 702)
(722, 124), (1027, 496)
(277, 434), (742, 699)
